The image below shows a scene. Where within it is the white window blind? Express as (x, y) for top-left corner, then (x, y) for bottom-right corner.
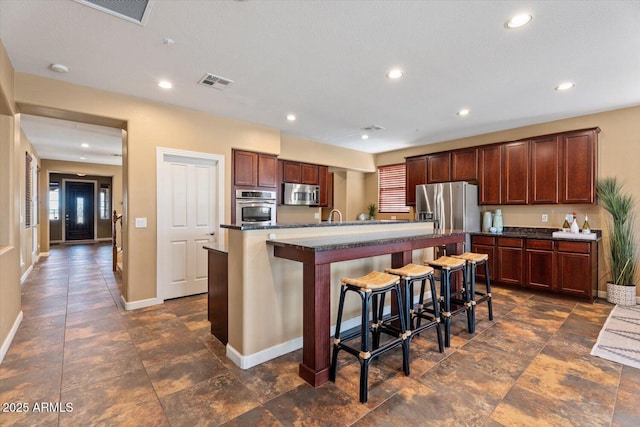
(25, 152), (32, 228)
(378, 164), (410, 213)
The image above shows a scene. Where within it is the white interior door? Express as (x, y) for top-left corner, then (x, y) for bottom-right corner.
(157, 149), (222, 300)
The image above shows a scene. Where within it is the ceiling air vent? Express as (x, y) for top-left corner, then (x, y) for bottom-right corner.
(74, 0), (154, 25)
(361, 125), (385, 132)
(198, 73), (234, 90)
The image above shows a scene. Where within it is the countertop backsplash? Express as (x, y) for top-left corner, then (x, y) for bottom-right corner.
(479, 205), (602, 231)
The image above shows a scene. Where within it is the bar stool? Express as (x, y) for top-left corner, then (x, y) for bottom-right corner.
(424, 256), (469, 347)
(329, 271), (410, 403)
(451, 252), (494, 333)
(384, 263), (444, 353)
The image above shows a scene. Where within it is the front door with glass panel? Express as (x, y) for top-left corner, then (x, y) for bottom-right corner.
(65, 181), (95, 241)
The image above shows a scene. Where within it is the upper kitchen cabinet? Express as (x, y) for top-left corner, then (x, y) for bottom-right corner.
(282, 160), (302, 183)
(405, 156), (427, 206)
(427, 152), (451, 183)
(233, 149), (278, 188)
(451, 148), (478, 182)
(530, 135), (560, 204)
(479, 145), (502, 205)
(318, 165), (333, 207)
(301, 163), (319, 185)
(502, 141), (529, 204)
(559, 128), (599, 204)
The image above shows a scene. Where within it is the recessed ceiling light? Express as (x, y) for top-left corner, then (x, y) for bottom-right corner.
(81, 143), (89, 148)
(386, 69), (404, 79)
(158, 81), (173, 89)
(505, 13), (532, 29)
(50, 63), (69, 73)
(361, 134), (369, 140)
(286, 114), (296, 121)
(555, 82), (575, 91)
(457, 109), (470, 117)
(163, 37), (175, 45)
(76, 173), (86, 177)
(79, 157), (86, 160)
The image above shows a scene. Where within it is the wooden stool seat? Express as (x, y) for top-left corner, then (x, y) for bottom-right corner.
(451, 252), (489, 264)
(385, 263), (434, 278)
(425, 256), (466, 270)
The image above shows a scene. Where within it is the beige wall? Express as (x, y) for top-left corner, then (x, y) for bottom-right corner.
(19, 129), (41, 279)
(0, 38), (21, 361)
(40, 160), (123, 252)
(280, 135), (375, 172)
(371, 105), (640, 290)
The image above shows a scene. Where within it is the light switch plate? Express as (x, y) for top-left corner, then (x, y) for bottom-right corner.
(314, 212), (320, 219)
(135, 217), (147, 228)
(541, 214), (548, 222)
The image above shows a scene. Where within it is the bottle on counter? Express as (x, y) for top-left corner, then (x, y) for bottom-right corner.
(570, 211), (580, 233)
(582, 215), (591, 234)
(482, 211), (493, 232)
(562, 215), (571, 232)
(493, 209), (503, 233)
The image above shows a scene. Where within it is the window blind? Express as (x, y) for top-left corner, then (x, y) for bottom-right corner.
(378, 163), (410, 213)
(25, 152), (32, 228)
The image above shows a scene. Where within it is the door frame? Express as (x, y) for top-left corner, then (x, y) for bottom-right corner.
(61, 178), (98, 243)
(156, 147), (225, 301)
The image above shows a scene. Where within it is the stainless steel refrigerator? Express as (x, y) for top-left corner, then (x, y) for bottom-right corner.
(416, 182), (480, 251)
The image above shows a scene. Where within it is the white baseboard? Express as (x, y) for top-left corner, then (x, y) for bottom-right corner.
(20, 265), (33, 285)
(120, 295), (162, 311)
(222, 295), (429, 370)
(0, 311), (23, 364)
(39, 251), (50, 257)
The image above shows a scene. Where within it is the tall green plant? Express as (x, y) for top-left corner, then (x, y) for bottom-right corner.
(596, 177), (637, 285)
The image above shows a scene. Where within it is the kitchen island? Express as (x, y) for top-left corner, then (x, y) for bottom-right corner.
(214, 220), (466, 387)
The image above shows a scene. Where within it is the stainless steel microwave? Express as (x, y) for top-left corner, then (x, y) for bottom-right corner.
(282, 183), (319, 206)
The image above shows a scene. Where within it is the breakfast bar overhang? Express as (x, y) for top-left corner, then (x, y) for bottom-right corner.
(267, 229), (466, 387)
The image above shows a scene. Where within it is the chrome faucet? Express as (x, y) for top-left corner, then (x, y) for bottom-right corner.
(328, 209), (343, 223)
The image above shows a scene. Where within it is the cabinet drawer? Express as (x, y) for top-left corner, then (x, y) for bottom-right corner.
(472, 236), (495, 245)
(526, 239), (553, 250)
(556, 241), (591, 254)
(497, 237), (523, 248)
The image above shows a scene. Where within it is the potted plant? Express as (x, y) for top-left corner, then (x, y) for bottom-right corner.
(596, 177), (638, 305)
(367, 202), (377, 220)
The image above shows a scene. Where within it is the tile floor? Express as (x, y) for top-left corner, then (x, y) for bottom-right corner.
(1, 243), (639, 426)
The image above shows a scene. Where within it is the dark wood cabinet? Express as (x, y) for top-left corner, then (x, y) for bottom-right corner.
(301, 163), (319, 185)
(282, 160), (302, 183)
(556, 240), (596, 297)
(479, 145), (502, 205)
(318, 165), (332, 207)
(497, 237), (524, 286)
(560, 129), (598, 204)
(257, 154), (278, 188)
(502, 141), (529, 204)
(207, 247), (228, 345)
(405, 156), (427, 206)
(233, 149), (278, 188)
(471, 235), (496, 283)
(233, 150), (258, 187)
(525, 239), (554, 290)
(427, 152), (451, 183)
(451, 148), (478, 182)
(530, 136), (560, 204)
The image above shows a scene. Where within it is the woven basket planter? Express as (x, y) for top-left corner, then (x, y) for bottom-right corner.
(606, 282), (637, 306)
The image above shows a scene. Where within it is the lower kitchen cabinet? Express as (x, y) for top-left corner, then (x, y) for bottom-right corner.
(471, 234), (599, 300)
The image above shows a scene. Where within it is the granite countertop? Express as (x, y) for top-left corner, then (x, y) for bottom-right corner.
(203, 241), (228, 254)
(471, 226), (601, 241)
(221, 219), (430, 231)
(266, 229), (465, 252)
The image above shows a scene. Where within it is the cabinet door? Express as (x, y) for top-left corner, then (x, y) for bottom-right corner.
(560, 129), (597, 204)
(282, 161), (301, 183)
(233, 150), (257, 187)
(502, 141), (529, 204)
(301, 163), (319, 185)
(530, 136), (559, 204)
(405, 156), (427, 206)
(318, 165), (329, 207)
(525, 240), (554, 290)
(479, 146), (502, 205)
(471, 243), (496, 282)
(497, 238), (524, 285)
(555, 241), (594, 298)
(427, 153), (451, 183)
(451, 148), (478, 182)
(257, 154), (278, 188)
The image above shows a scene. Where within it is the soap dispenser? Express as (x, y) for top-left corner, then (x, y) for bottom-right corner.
(570, 211), (580, 234)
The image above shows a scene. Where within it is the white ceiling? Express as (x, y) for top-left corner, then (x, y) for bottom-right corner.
(1, 0), (640, 160)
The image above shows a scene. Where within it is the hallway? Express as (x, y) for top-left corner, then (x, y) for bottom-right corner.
(1, 244), (639, 426)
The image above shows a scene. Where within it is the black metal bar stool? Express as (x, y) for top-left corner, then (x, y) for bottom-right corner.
(452, 252), (493, 333)
(424, 256), (469, 347)
(384, 263), (444, 354)
(329, 271), (410, 403)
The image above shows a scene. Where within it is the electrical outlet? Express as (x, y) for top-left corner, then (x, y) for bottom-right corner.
(314, 212), (320, 219)
(541, 214), (549, 222)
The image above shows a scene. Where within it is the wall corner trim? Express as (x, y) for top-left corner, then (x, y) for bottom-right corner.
(120, 295), (162, 311)
(0, 311), (23, 364)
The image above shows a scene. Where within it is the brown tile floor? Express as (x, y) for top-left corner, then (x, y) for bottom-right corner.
(1, 243), (639, 426)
